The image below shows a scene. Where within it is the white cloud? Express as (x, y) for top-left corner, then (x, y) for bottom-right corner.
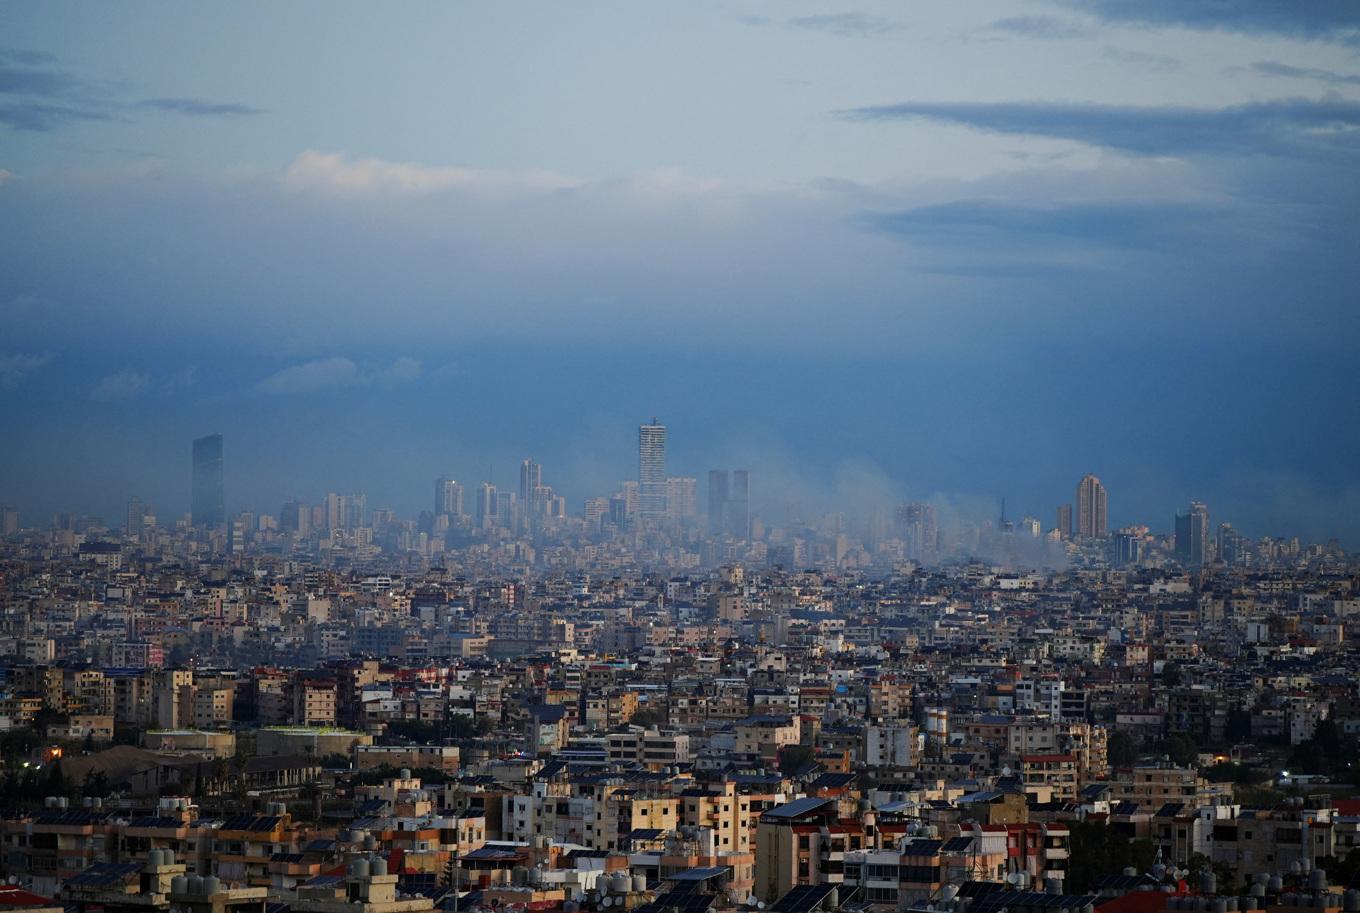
(0, 352), (52, 390)
(0, 169), (14, 186)
(255, 357), (359, 395)
(90, 370), (150, 401)
(254, 355), (423, 395)
(283, 150), (583, 196)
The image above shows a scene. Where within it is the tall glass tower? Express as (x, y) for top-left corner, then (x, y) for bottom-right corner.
(191, 434), (224, 528)
(638, 420), (667, 519)
(1075, 473), (1107, 539)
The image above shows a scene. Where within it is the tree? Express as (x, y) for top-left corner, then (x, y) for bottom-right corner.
(1108, 731), (1138, 768)
(82, 769), (112, 799)
(44, 759), (71, 800)
(777, 745), (816, 774)
(1066, 820), (1157, 893)
(1164, 734), (1196, 768)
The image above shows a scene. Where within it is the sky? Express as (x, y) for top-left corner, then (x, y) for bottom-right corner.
(1, 1), (1358, 543)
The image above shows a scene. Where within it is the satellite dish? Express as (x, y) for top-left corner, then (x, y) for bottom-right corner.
(758, 903), (766, 910)
(1001, 766), (1012, 777)
(747, 897), (759, 906)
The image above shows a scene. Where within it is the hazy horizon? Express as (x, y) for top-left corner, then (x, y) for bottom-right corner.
(3, 2), (1358, 545)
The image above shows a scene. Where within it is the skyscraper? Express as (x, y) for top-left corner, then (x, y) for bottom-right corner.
(191, 434), (224, 528)
(435, 477), (464, 519)
(895, 502), (938, 562)
(707, 470), (729, 536)
(667, 476), (697, 523)
(638, 420), (667, 519)
(476, 482), (497, 529)
(126, 496), (146, 536)
(728, 470), (750, 540)
(520, 459), (542, 520)
(1175, 500), (1210, 566)
(1056, 503), (1073, 539)
(1075, 474), (1107, 539)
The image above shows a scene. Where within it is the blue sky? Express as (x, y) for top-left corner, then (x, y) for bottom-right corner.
(2, 1), (1358, 542)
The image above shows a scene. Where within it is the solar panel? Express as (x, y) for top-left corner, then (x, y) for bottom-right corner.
(941, 837), (975, 853)
(771, 883), (838, 913)
(67, 862), (142, 887)
(670, 867), (728, 882)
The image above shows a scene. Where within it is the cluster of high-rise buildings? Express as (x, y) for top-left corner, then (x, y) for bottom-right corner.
(0, 428), (1344, 579)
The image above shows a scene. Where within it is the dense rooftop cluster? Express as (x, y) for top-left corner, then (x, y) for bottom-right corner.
(0, 534), (1357, 913)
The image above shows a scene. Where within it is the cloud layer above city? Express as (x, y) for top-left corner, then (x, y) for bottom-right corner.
(1, 1), (1357, 543)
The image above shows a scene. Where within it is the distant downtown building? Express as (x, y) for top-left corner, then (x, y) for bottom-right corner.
(707, 469), (751, 539)
(638, 420), (667, 519)
(1075, 473), (1107, 539)
(1056, 503), (1074, 539)
(435, 477), (464, 519)
(1176, 500), (1211, 566)
(191, 434), (224, 528)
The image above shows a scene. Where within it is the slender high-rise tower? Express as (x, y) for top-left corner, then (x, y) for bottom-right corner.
(707, 470), (730, 536)
(729, 470), (750, 540)
(638, 420), (667, 519)
(435, 477), (464, 518)
(1175, 500), (1210, 566)
(191, 434), (224, 528)
(1075, 474), (1107, 539)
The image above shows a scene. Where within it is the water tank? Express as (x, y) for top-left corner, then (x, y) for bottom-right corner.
(401, 768), (413, 779)
(1166, 898), (1181, 911)
(203, 876), (221, 896)
(1267, 876), (1284, 894)
(633, 874), (647, 893)
(614, 873), (632, 894)
(1201, 873), (1217, 896)
(57, 797), (68, 809)
(1342, 889), (1360, 912)
(364, 836), (377, 851)
(1124, 867), (1138, 877)
(1282, 894), (1298, 908)
(165, 850), (176, 866)
(513, 867), (529, 886)
(564, 903), (579, 913)
(1224, 898), (1237, 911)
(1212, 899), (1227, 913)
(1250, 884), (1266, 898)
(44, 797), (57, 808)
(826, 888), (838, 910)
(92, 797), (102, 808)
(146, 850), (162, 867)
(187, 876), (204, 895)
(372, 857), (388, 877)
(171, 876), (189, 895)
(1046, 878), (1062, 896)
(941, 886), (960, 902)
(1309, 871), (1327, 893)
(351, 859), (372, 878)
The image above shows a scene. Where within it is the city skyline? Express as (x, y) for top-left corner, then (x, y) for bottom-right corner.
(2, 423), (1343, 557)
(2, 3), (1357, 547)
